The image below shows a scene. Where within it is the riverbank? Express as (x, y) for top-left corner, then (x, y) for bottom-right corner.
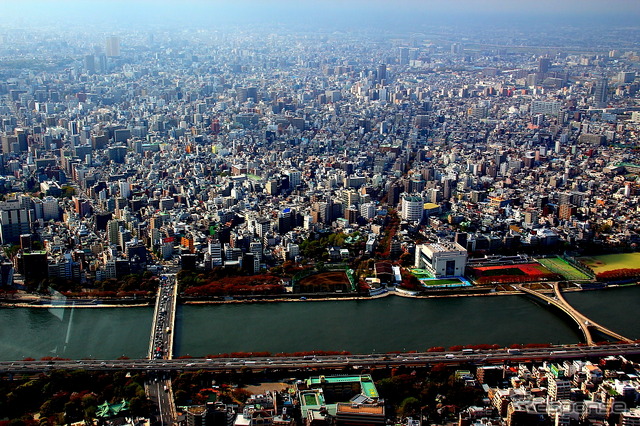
(0, 293), (153, 308)
(0, 301), (152, 308)
(2, 282), (635, 308)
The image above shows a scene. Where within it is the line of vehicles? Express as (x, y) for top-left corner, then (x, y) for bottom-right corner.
(151, 276), (174, 360)
(3, 343), (639, 373)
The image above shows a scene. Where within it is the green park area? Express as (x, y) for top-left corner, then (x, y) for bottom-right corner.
(537, 257), (592, 280)
(578, 253), (640, 274)
(411, 269), (433, 279)
(421, 278), (464, 287)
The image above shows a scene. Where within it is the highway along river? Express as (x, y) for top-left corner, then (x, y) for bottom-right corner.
(1, 287), (638, 361)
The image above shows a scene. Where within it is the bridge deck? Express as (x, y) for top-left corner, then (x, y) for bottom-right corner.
(517, 283), (633, 345)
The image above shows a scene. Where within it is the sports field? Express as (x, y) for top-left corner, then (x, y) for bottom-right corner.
(419, 277), (472, 288)
(468, 263), (561, 285)
(578, 253), (640, 274)
(411, 268), (434, 279)
(537, 257), (592, 280)
(422, 278), (461, 286)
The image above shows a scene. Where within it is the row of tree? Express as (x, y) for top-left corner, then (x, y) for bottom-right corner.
(596, 268), (640, 281)
(375, 210), (400, 258)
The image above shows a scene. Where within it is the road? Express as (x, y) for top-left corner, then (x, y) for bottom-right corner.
(149, 274), (176, 361)
(2, 343), (639, 374)
(146, 374), (174, 425)
(146, 274), (178, 425)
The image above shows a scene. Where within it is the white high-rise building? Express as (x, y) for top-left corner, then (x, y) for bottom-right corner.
(286, 170), (301, 188)
(360, 202), (376, 220)
(106, 36), (120, 57)
(119, 181), (131, 199)
(531, 100), (561, 116)
(249, 241), (262, 261)
(401, 195), (423, 222)
(42, 196), (60, 221)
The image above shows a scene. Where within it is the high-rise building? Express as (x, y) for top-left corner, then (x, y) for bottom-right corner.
(399, 47), (409, 65)
(401, 195), (423, 222)
(377, 64), (387, 82)
(547, 374), (571, 401)
(538, 57), (551, 73)
(185, 405), (207, 426)
(119, 181), (131, 199)
(42, 196), (60, 221)
(285, 170), (301, 188)
(531, 100), (561, 116)
(106, 36), (120, 57)
(84, 54), (95, 74)
(0, 208), (30, 245)
(594, 77), (608, 107)
(618, 71), (636, 84)
(107, 219), (122, 245)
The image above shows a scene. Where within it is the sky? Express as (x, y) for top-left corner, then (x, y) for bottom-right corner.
(1, 0), (640, 29)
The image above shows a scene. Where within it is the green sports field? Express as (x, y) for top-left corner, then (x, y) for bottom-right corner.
(578, 253), (640, 274)
(411, 268), (434, 279)
(537, 257), (592, 280)
(421, 278), (462, 286)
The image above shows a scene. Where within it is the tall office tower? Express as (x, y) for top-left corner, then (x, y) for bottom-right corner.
(377, 64), (387, 82)
(246, 87), (258, 101)
(451, 42), (462, 55)
(98, 54), (107, 72)
(84, 54), (95, 74)
(537, 57), (551, 73)
(399, 47), (409, 65)
(106, 36), (120, 57)
(236, 87), (248, 103)
(594, 77), (608, 107)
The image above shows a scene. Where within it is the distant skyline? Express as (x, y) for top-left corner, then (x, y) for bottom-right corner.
(2, 0), (640, 30)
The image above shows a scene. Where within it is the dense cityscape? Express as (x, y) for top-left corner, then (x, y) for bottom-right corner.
(1, 0), (640, 425)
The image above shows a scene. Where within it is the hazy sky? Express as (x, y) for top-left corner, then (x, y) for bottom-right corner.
(2, 0), (640, 29)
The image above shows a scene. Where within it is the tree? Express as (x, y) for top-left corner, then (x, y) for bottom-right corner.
(60, 185), (76, 198)
(129, 396), (150, 417)
(399, 396), (421, 417)
(3, 244), (19, 261)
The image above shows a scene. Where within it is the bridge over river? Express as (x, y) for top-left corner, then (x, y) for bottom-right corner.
(146, 274), (178, 425)
(517, 282), (634, 346)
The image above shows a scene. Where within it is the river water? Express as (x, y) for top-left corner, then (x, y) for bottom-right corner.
(1, 287), (638, 361)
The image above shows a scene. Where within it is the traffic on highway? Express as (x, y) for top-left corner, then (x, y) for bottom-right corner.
(2, 343), (639, 373)
(149, 274), (176, 360)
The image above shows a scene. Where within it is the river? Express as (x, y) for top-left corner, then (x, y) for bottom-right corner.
(0, 287), (638, 361)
